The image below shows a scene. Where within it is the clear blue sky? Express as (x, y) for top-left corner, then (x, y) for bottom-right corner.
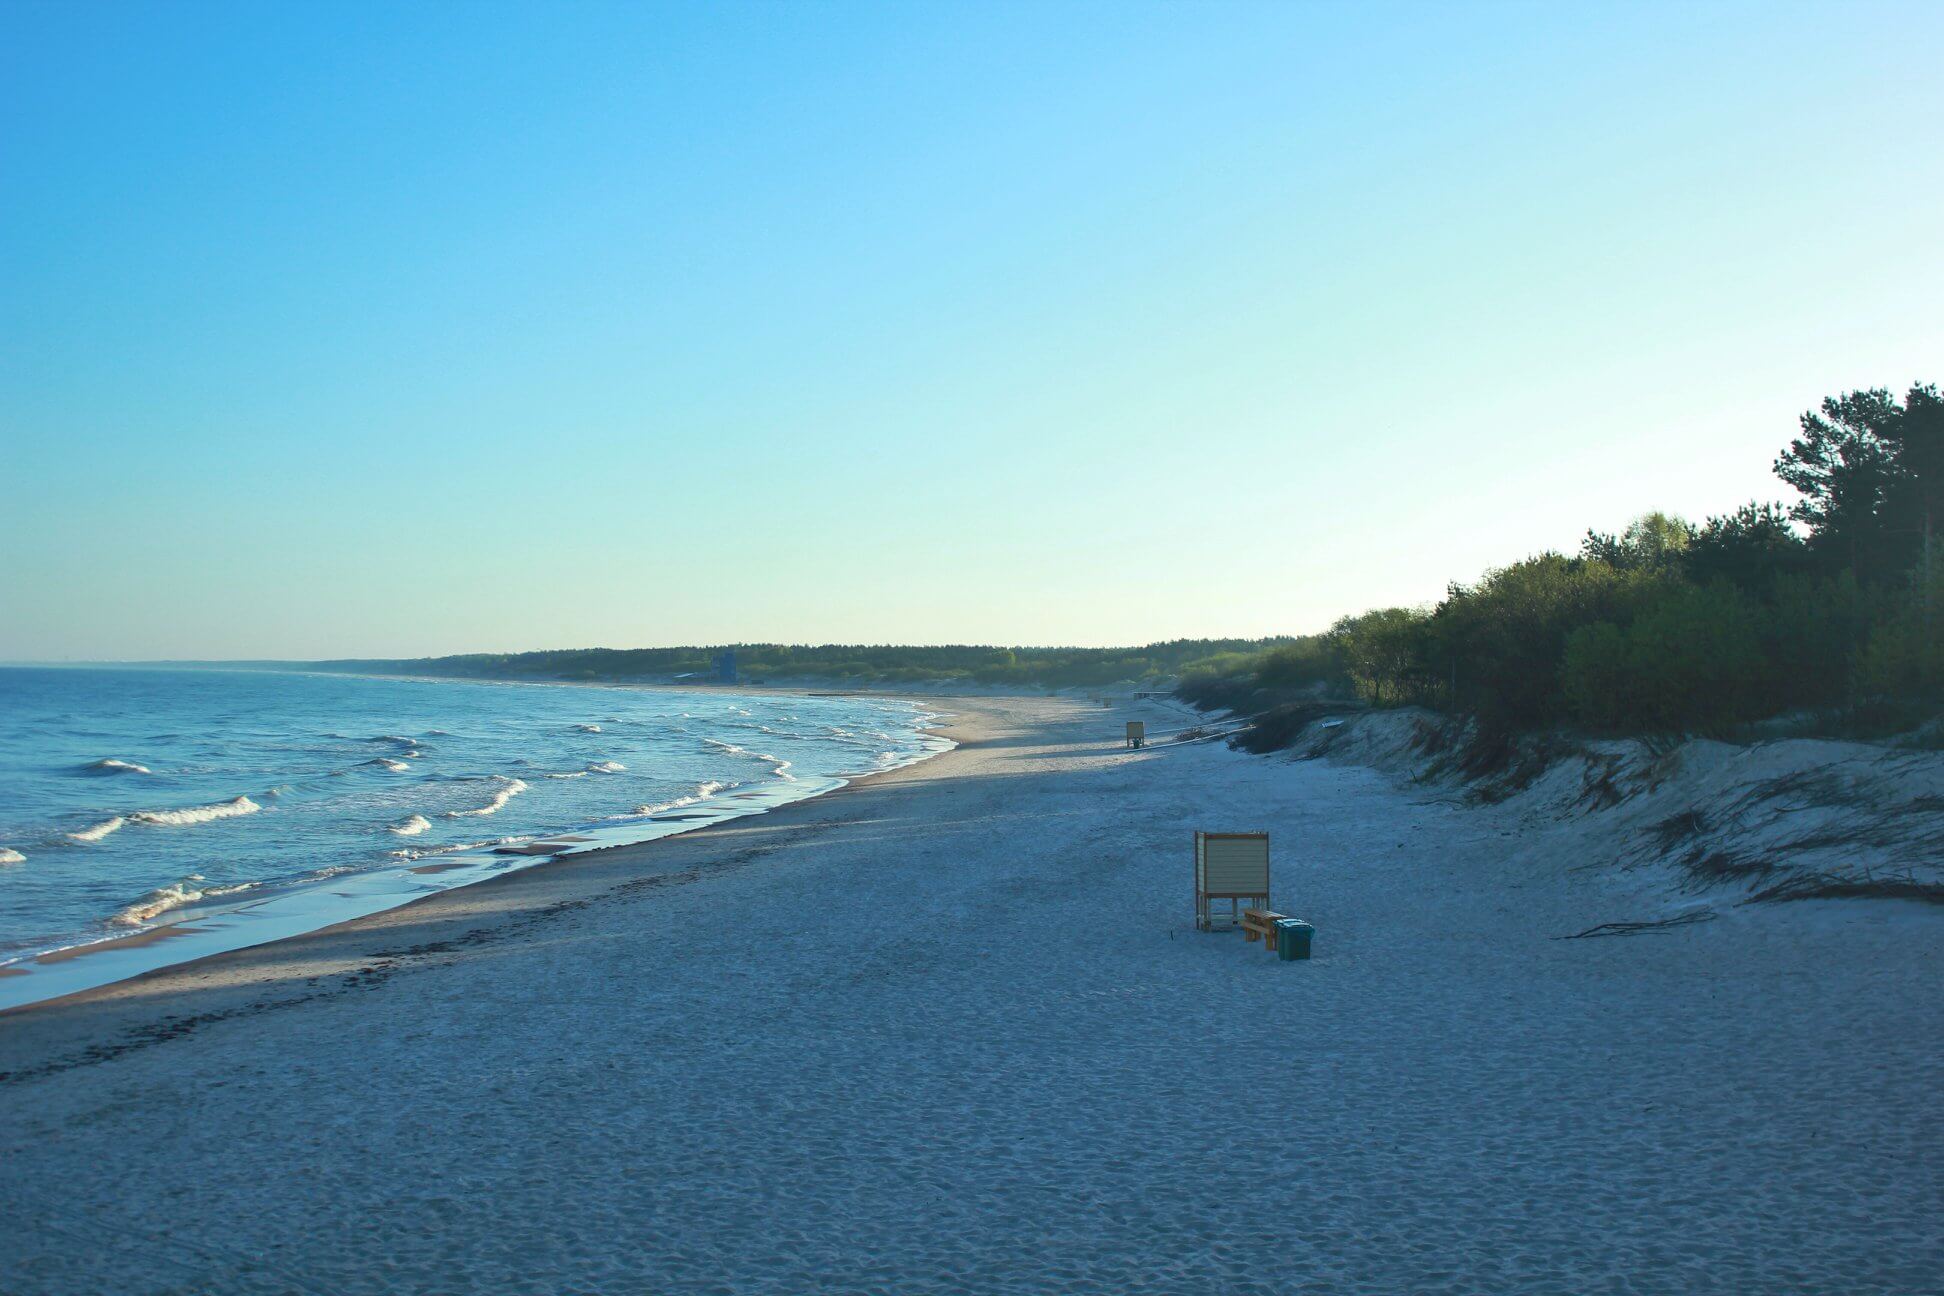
(3, 1), (1939, 660)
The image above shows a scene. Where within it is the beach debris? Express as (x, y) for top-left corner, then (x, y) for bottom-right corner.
(1556, 910), (1718, 939)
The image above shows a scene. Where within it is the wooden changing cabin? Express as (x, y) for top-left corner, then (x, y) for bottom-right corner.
(1195, 830), (1270, 931)
(1126, 720), (1146, 749)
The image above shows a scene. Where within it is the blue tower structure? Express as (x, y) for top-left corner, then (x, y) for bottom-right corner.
(713, 649), (737, 684)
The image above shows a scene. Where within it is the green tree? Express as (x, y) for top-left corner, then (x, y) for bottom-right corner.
(1330, 608), (1431, 706)
(1582, 511), (1695, 571)
(1430, 555), (1665, 730)
(1775, 387), (1921, 583)
(1683, 501), (1812, 589)
(1561, 583), (1768, 733)
(1886, 384), (1943, 612)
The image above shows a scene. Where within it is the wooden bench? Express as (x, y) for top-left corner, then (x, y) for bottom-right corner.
(1241, 907), (1291, 950)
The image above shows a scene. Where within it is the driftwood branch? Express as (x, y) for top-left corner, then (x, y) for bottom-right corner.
(1556, 909), (1717, 939)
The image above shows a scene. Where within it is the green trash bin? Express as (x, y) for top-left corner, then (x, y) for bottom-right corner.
(1275, 918), (1313, 961)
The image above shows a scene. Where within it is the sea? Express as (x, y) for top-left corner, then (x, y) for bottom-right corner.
(0, 667), (948, 1007)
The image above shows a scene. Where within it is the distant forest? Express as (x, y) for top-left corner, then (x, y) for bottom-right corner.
(314, 639), (1291, 690)
(1184, 383), (1942, 738)
(319, 382), (1939, 738)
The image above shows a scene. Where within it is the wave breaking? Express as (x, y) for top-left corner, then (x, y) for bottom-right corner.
(443, 778), (528, 818)
(128, 796), (262, 827)
(83, 758), (152, 776)
(66, 816), (127, 843)
(111, 875), (257, 927)
(609, 780), (736, 819)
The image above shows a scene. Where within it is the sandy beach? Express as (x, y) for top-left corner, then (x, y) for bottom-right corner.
(1, 694), (1937, 1294)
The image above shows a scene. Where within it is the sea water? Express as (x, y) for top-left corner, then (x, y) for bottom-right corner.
(0, 668), (946, 997)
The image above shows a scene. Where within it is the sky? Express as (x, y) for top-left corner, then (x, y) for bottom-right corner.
(3, 1), (1940, 660)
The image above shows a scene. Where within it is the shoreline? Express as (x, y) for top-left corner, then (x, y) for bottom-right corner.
(0, 695), (1015, 1081)
(3, 693), (1935, 1294)
(0, 686), (955, 1015)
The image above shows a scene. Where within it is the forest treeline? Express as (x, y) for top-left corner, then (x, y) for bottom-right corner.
(316, 638), (1291, 689)
(1181, 384), (1942, 736)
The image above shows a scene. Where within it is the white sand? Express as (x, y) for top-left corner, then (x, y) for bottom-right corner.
(0, 695), (1938, 1294)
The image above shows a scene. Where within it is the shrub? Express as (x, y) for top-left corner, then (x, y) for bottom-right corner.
(1562, 583), (1769, 732)
(1330, 607), (1434, 706)
(1857, 547), (1944, 702)
(1430, 555), (1667, 730)
(1252, 637), (1342, 691)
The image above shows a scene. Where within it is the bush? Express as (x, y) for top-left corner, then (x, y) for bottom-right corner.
(1431, 555), (1667, 730)
(1562, 584), (1769, 732)
(1252, 637), (1341, 690)
(1857, 547), (1944, 702)
(1331, 607), (1434, 706)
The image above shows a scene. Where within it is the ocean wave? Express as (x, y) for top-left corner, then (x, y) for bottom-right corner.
(82, 758), (152, 776)
(387, 836), (525, 862)
(574, 723), (602, 733)
(388, 814), (432, 837)
(128, 795), (261, 827)
(544, 770), (588, 779)
(700, 737), (795, 781)
(608, 780), (737, 819)
(0, 848), (24, 865)
(586, 760), (627, 774)
(442, 777), (528, 818)
(368, 735), (417, 748)
(111, 875), (257, 927)
(364, 757), (412, 773)
(67, 816), (127, 843)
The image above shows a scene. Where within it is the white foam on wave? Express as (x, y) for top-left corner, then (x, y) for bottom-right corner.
(608, 780), (737, 820)
(574, 723), (602, 733)
(128, 796), (261, 827)
(586, 760), (627, 774)
(545, 770), (588, 779)
(68, 816), (127, 843)
(388, 835), (525, 861)
(701, 737), (796, 782)
(368, 735), (417, 749)
(84, 758), (152, 776)
(0, 848), (24, 865)
(443, 777), (528, 818)
(365, 757), (412, 773)
(388, 814), (432, 837)
(111, 875), (257, 927)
